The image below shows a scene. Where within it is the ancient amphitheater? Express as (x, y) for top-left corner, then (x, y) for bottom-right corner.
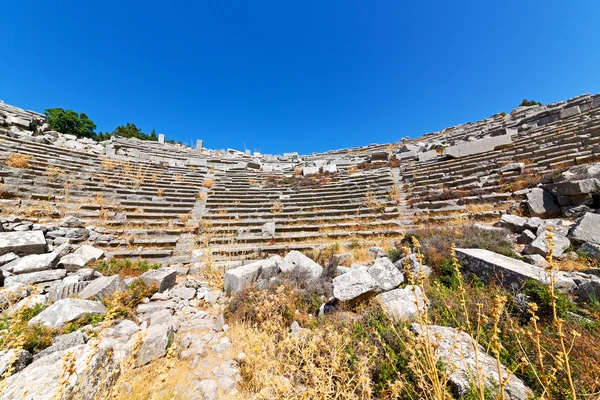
(0, 94), (599, 399)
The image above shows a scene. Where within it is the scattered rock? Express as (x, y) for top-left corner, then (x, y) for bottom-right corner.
(0, 230), (46, 256)
(0, 348), (32, 377)
(134, 324), (175, 367)
(526, 188), (561, 218)
(332, 267), (379, 301)
(139, 267), (177, 292)
(78, 275), (128, 301)
(568, 212), (600, 245)
(411, 324), (531, 399)
(279, 250), (323, 279)
(367, 257), (404, 291)
(29, 298), (106, 329)
(377, 285), (427, 321)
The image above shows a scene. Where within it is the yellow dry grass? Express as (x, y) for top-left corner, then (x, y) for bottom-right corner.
(5, 153), (32, 168)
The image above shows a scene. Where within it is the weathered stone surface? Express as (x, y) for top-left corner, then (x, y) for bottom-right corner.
(58, 245), (103, 272)
(523, 229), (570, 257)
(34, 331), (87, 360)
(134, 324), (175, 367)
(367, 257), (404, 291)
(332, 267), (379, 301)
(59, 215), (84, 228)
(516, 230), (536, 244)
(0, 348), (31, 377)
(526, 188), (561, 218)
(577, 280), (600, 302)
(279, 250), (323, 279)
(224, 260), (264, 293)
(456, 248), (576, 291)
(412, 324), (531, 399)
(377, 285), (427, 321)
(139, 267), (177, 292)
(78, 275), (128, 301)
(445, 134), (512, 158)
(400, 254), (433, 280)
(191, 379), (218, 400)
(5, 252), (59, 274)
(568, 212), (600, 245)
(522, 254), (550, 269)
(561, 205), (593, 218)
(497, 214), (528, 233)
(137, 300), (175, 314)
(0, 252), (18, 267)
(150, 309), (177, 328)
(4, 269), (67, 286)
(29, 298), (106, 329)
(171, 286), (196, 300)
(0, 344), (118, 400)
(581, 242), (600, 260)
(261, 222), (276, 237)
(48, 281), (89, 301)
(546, 178), (600, 196)
(0, 230), (46, 256)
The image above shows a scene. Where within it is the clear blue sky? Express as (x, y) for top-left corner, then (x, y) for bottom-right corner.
(2, 1), (599, 154)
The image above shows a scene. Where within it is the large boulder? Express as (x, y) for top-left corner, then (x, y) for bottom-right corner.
(0, 230), (46, 256)
(0, 344), (118, 400)
(4, 269), (67, 286)
(133, 324), (175, 367)
(77, 275), (128, 301)
(279, 250), (323, 280)
(376, 285), (427, 321)
(526, 188), (560, 218)
(455, 248), (577, 292)
(545, 178), (600, 197)
(58, 245), (104, 271)
(411, 324), (531, 399)
(523, 229), (571, 258)
(568, 212), (600, 245)
(0, 348), (31, 377)
(223, 258), (280, 293)
(4, 252), (59, 274)
(444, 134), (512, 159)
(139, 267), (177, 292)
(29, 298), (106, 329)
(367, 257), (404, 291)
(332, 267), (379, 302)
(34, 331), (87, 360)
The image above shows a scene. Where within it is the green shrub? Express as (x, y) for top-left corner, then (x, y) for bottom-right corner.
(521, 279), (575, 320)
(93, 258), (160, 277)
(519, 99), (543, 107)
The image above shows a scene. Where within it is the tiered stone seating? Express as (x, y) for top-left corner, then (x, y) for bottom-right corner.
(1, 92), (599, 265)
(200, 167), (410, 263)
(401, 101), (600, 224)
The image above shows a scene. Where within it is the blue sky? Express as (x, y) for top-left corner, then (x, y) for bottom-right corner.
(2, 1), (600, 154)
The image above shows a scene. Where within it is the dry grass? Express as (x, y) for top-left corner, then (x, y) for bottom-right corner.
(5, 153), (32, 169)
(174, 174), (184, 183)
(203, 178), (215, 188)
(157, 188), (165, 197)
(44, 165), (65, 182)
(271, 200), (284, 214)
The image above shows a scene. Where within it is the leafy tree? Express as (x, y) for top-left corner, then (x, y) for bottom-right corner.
(519, 99), (543, 107)
(111, 123), (158, 141)
(44, 108), (97, 139)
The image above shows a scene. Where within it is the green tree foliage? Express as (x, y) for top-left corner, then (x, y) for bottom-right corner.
(111, 122), (158, 141)
(519, 99), (543, 107)
(43, 108), (97, 139)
